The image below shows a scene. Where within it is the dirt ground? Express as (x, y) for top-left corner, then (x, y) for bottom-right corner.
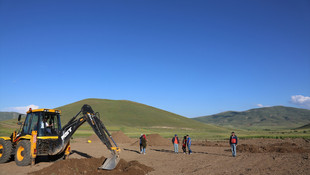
(0, 132), (309, 175)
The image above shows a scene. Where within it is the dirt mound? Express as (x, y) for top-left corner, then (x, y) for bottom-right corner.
(111, 131), (133, 144)
(266, 142), (308, 153)
(86, 131), (132, 144)
(131, 134), (170, 146)
(192, 140), (227, 147)
(29, 156), (154, 175)
(146, 134), (170, 146)
(237, 144), (261, 153)
(270, 142), (297, 147)
(237, 143), (310, 153)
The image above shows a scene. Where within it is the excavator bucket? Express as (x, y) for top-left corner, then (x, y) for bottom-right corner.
(98, 154), (120, 170)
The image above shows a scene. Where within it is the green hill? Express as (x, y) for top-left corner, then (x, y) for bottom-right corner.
(0, 112), (21, 121)
(58, 98), (207, 128)
(193, 106), (310, 130)
(55, 98), (227, 138)
(0, 99), (227, 139)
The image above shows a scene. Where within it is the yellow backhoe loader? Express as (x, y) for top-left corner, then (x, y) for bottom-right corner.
(0, 104), (120, 170)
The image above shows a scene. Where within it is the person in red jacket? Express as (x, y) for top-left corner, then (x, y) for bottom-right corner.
(182, 136), (187, 154)
(172, 134), (179, 154)
(229, 132), (238, 157)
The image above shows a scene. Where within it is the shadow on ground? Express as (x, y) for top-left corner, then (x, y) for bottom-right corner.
(123, 148), (140, 154)
(150, 148), (230, 157)
(71, 150), (92, 158)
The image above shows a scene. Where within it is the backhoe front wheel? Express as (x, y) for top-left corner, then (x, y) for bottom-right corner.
(15, 140), (31, 166)
(0, 139), (12, 163)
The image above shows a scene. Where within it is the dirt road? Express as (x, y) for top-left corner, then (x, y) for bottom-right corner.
(0, 135), (309, 175)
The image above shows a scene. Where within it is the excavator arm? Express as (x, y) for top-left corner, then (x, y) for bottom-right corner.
(57, 104), (120, 170)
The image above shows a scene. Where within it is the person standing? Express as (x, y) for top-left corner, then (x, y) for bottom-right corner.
(141, 134), (147, 155)
(139, 134), (143, 153)
(182, 136), (187, 154)
(186, 135), (192, 155)
(172, 134), (179, 154)
(229, 132), (238, 157)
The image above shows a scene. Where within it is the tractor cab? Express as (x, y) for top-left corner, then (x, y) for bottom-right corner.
(21, 108), (62, 137)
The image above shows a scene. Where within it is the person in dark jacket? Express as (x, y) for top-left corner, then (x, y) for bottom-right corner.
(229, 132), (238, 157)
(172, 134), (179, 153)
(139, 134), (143, 153)
(182, 136), (187, 154)
(141, 134), (147, 155)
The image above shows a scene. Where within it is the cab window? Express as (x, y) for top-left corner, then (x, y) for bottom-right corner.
(22, 113), (39, 134)
(29, 113), (39, 133)
(22, 113), (32, 134)
(39, 113), (61, 136)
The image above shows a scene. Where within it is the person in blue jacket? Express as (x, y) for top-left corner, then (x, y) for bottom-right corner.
(186, 135), (192, 155)
(229, 132), (238, 157)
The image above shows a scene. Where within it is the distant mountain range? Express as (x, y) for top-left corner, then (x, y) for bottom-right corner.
(193, 106), (310, 130)
(0, 112), (21, 121)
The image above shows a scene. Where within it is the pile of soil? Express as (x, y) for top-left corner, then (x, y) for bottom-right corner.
(146, 134), (170, 146)
(131, 134), (170, 146)
(111, 131), (133, 144)
(192, 140), (227, 147)
(86, 131), (132, 144)
(30, 156), (154, 175)
(237, 142), (310, 153)
(237, 144), (261, 153)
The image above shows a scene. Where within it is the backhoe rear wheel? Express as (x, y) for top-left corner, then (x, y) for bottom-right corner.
(15, 140), (31, 166)
(0, 138), (12, 163)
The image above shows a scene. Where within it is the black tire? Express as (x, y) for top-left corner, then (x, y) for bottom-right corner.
(0, 139), (12, 163)
(15, 140), (31, 166)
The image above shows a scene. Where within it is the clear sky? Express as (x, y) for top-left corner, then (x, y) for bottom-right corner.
(1, 0), (310, 117)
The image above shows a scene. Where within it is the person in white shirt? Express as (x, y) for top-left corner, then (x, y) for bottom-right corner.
(41, 118), (52, 135)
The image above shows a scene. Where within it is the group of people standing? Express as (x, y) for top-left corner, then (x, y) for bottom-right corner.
(172, 134), (192, 154)
(173, 132), (238, 157)
(139, 132), (238, 157)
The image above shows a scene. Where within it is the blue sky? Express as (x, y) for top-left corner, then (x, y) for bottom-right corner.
(1, 0), (310, 117)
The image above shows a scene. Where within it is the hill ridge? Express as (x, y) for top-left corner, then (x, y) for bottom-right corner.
(194, 106), (310, 130)
(57, 98), (221, 130)
(0, 112), (21, 121)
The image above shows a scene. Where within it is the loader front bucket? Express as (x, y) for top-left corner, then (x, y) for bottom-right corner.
(98, 154), (120, 170)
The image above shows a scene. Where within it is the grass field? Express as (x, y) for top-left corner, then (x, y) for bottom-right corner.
(2, 118), (309, 140)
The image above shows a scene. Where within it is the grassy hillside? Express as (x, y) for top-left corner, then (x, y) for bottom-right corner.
(0, 112), (21, 121)
(58, 98), (209, 128)
(0, 98), (228, 139)
(193, 106), (310, 130)
(55, 98), (228, 139)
